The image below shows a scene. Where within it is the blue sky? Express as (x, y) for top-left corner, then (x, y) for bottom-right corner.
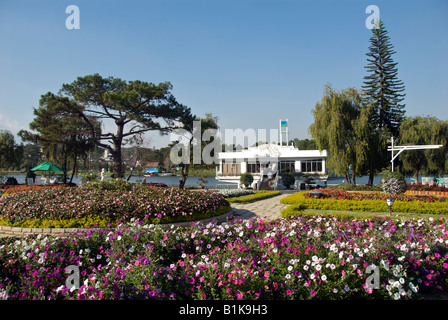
(0, 0), (447, 149)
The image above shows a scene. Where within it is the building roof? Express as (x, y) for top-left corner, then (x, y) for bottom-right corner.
(218, 144), (326, 160)
(144, 162), (159, 167)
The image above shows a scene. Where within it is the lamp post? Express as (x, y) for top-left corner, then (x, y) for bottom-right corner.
(386, 196), (395, 216)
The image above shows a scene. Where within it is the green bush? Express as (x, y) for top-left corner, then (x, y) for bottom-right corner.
(240, 173), (254, 188)
(281, 173), (295, 188)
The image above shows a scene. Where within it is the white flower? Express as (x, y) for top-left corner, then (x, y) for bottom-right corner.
(321, 275), (327, 281)
(315, 264), (322, 271)
(285, 274), (291, 279)
(288, 266), (293, 271)
(117, 236), (122, 241)
(304, 265), (309, 271)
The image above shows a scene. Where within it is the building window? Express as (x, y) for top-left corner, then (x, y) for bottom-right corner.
(247, 162), (260, 173)
(222, 162), (241, 174)
(280, 161), (295, 173)
(301, 160), (323, 173)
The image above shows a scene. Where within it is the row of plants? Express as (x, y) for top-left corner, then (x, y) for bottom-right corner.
(406, 183), (448, 192)
(329, 184), (382, 192)
(280, 191), (448, 216)
(225, 190), (281, 203)
(303, 188), (447, 203)
(0, 187), (230, 228)
(0, 214), (447, 300)
(0, 184), (75, 196)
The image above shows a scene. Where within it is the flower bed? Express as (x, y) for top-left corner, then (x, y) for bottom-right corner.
(0, 215), (447, 300)
(0, 184), (75, 196)
(407, 183), (448, 192)
(0, 187), (230, 228)
(304, 188), (446, 202)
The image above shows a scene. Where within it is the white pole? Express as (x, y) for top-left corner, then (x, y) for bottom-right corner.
(391, 136), (394, 172)
(279, 119), (282, 146)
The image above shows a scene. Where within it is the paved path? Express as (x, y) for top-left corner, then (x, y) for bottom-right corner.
(230, 191), (294, 222)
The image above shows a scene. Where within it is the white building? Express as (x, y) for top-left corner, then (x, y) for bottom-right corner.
(216, 143), (327, 189)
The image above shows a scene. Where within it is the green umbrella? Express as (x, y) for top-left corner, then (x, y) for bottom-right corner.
(30, 162), (65, 172)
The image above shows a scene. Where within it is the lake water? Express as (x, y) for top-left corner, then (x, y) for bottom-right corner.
(3, 173), (418, 189)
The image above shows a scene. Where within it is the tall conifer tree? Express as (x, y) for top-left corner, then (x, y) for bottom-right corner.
(363, 19), (406, 137)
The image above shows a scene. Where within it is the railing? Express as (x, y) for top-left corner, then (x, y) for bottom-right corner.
(257, 168), (266, 190)
(273, 171), (279, 190)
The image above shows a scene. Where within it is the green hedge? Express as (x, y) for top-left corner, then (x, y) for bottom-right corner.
(280, 191), (448, 215)
(226, 190), (281, 203)
(281, 206), (376, 220)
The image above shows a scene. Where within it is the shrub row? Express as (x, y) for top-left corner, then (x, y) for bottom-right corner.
(281, 191), (448, 215)
(226, 190), (281, 203)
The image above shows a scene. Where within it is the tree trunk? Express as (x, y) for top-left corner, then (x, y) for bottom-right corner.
(112, 149), (123, 179)
(179, 163), (189, 190)
(414, 169), (419, 184)
(69, 151), (77, 183)
(368, 171), (374, 186)
(345, 171), (352, 185)
(112, 122), (124, 179)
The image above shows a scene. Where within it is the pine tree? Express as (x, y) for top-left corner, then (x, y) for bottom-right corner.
(363, 19), (406, 137)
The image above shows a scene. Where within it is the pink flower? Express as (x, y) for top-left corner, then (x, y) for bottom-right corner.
(286, 289), (292, 295)
(443, 263), (448, 269)
(235, 291), (243, 299)
(310, 290), (316, 297)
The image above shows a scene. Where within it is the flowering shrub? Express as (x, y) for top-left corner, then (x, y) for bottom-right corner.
(216, 189), (255, 198)
(0, 187), (230, 227)
(381, 172), (406, 195)
(0, 215), (447, 300)
(0, 184), (74, 196)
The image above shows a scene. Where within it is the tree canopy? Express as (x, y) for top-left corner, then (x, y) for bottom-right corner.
(38, 74), (193, 178)
(362, 19), (406, 137)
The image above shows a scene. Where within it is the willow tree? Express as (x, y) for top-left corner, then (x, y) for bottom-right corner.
(399, 116), (448, 181)
(309, 85), (364, 184)
(41, 74), (193, 178)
